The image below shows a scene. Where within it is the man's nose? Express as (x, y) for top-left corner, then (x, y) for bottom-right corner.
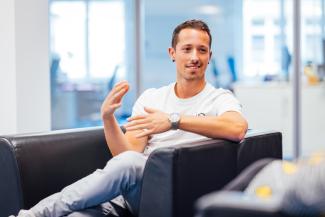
(190, 50), (199, 62)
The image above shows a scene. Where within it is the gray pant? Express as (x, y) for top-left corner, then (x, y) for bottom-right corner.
(29, 151), (147, 217)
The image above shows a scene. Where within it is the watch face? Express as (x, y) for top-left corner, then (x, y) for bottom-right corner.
(170, 113), (180, 122)
(169, 113), (180, 130)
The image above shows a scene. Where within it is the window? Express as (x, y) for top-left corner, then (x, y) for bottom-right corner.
(243, 0), (282, 77)
(50, 2), (87, 79)
(251, 35), (265, 62)
(50, 0), (125, 81)
(252, 18), (265, 26)
(301, 0), (323, 65)
(88, 2), (125, 79)
(274, 34), (281, 61)
(50, 0), (134, 130)
(243, 0), (324, 77)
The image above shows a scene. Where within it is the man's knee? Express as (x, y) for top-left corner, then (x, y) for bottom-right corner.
(107, 151), (146, 175)
(115, 150), (146, 166)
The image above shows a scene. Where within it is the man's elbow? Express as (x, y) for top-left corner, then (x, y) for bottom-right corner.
(233, 121), (248, 142)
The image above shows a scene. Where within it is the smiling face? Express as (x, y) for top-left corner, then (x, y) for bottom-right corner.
(169, 28), (212, 82)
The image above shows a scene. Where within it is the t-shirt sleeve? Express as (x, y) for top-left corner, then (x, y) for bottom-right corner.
(215, 90), (242, 115)
(131, 88), (154, 116)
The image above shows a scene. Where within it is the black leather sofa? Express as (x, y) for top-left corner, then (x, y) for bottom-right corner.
(0, 127), (282, 217)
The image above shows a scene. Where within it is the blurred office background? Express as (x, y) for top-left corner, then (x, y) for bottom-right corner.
(1, 0), (324, 159)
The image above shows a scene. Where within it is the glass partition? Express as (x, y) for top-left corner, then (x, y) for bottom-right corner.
(235, 0), (295, 158)
(300, 0), (325, 157)
(49, 0), (136, 129)
(142, 0), (243, 90)
(48, 0), (323, 159)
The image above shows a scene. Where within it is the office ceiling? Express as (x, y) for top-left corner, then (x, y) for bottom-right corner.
(144, 0), (223, 16)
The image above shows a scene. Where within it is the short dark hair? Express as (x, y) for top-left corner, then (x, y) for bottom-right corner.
(171, 19), (212, 49)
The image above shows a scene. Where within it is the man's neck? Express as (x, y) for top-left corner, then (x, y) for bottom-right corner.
(174, 80), (206, 99)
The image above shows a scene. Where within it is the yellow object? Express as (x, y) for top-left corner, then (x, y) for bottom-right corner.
(304, 64), (319, 85)
(255, 185), (272, 198)
(282, 161), (298, 174)
(307, 75), (319, 85)
(308, 152), (325, 165)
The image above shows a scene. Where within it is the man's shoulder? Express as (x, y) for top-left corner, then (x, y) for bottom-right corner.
(141, 83), (174, 97)
(134, 83), (174, 110)
(205, 83), (233, 96)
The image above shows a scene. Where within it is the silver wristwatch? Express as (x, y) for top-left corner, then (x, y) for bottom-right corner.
(168, 113), (180, 130)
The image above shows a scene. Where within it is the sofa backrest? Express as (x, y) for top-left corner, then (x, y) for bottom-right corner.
(0, 127), (111, 216)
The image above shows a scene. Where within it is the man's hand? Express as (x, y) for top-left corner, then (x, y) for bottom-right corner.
(124, 107), (172, 138)
(101, 81), (129, 120)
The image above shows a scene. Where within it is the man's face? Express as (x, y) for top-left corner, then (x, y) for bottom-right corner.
(169, 28), (212, 82)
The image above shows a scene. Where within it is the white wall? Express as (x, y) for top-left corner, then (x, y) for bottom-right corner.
(0, 0), (50, 134)
(0, 0), (17, 134)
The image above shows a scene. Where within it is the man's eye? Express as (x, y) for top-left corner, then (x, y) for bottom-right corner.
(200, 48), (207, 53)
(183, 47), (191, 52)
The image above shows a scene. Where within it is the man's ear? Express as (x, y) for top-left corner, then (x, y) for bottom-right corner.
(209, 51), (213, 60)
(168, 47), (176, 62)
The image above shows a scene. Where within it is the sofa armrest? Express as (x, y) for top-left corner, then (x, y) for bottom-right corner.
(237, 130), (282, 173)
(139, 139), (238, 217)
(139, 130), (282, 217)
(0, 127), (112, 217)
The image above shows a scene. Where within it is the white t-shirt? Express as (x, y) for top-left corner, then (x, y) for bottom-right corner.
(131, 82), (242, 155)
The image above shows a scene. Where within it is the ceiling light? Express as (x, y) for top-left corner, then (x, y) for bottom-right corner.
(198, 5), (220, 15)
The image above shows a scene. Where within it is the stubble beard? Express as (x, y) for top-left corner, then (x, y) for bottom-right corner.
(183, 71), (204, 81)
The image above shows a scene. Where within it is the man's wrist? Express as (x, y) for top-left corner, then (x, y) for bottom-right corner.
(101, 112), (115, 121)
(168, 113), (181, 130)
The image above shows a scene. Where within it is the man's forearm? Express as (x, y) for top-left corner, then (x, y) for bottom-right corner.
(103, 115), (131, 156)
(179, 112), (248, 142)
(124, 110), (247, 141)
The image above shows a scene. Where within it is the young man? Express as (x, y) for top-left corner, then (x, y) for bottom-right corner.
(14, 19), (247, 217)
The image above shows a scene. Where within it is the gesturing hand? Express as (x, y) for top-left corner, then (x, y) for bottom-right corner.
(101, 81), (129, 120)
(124, 107), (172, 138)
